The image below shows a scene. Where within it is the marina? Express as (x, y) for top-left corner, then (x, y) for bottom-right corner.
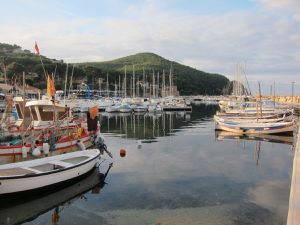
(0, 1), (299, 224)
(0, 104), (296, 224)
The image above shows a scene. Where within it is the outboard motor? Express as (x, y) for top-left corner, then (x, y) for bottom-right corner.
(95, 135), (113, 158)
(76, 140), (86, 150)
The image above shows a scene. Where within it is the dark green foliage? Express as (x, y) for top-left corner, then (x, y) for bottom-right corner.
(80, 52), (229, 95)
(0, 43), (229, 95)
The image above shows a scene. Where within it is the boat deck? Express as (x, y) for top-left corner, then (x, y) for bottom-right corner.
(0, 155), (90, 177)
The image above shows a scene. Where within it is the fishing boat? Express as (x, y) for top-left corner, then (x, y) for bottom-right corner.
(13, 96), (81, 132)
(214, 110), (293, 124)
(215, 120), (294, 134)
(0, 149), (100, 195)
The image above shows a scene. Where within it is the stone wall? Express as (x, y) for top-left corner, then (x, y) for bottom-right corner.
(263, 96), (300, 104)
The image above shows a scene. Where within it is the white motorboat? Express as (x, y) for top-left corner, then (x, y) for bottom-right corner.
(118, 104), (132, 113)
(0, 149), (100, 195)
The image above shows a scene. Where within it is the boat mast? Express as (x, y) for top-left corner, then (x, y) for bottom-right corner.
(106, 72), (109, 97)
(143, 67), (145, 98)
(124, 65), (127, 98)
(169, 67), (172, 96)
(118, 75), (121, 97)
(162, 69), (165, 98)
(132, 64), (135, 98)
(63, 63), (68, 104)
(68, 65), (74, 98)
(152, 69), (155, 98)
(157, 71), (160, 98)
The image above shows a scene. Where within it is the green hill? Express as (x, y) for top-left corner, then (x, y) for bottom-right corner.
(0, 43), (229, 95)
(81, 52), (229, 95)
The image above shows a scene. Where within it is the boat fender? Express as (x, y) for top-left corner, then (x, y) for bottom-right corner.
(32, 146), (41, 156)
(77, 140), (86, 150)
(43, 142), (50, 155)
(21, 144), (29, 158)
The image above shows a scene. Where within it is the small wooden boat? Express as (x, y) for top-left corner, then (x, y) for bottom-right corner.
(0, 149), (100, 195)
(214, 111), (293, 124)
(215, 120), (294, 134)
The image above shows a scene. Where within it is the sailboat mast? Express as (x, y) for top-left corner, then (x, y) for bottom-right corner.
(162, 69), (165, 98)
(143, 67), (145, 98)
(106, 72), (109, 97)
(68, 65), (74, 98)
(132, 64), (135, 98)
(169, 67), (172, 96)
(118, 75), (121, 97)
(124, 65), (127, 98)
(152, 69), (155, 98)
(63, 63), (68, 104)
(157, 72), (160, 98)
(137, 76), (140, 97)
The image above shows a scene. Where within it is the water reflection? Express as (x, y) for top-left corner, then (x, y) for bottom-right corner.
(1, 104), (294, 225)
(99, 104), (218, 141)
(0, 165), (112, 225)
(215, 130), (294, 146)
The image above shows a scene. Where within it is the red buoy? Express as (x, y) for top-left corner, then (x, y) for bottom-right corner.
(120, 148), (126, 157)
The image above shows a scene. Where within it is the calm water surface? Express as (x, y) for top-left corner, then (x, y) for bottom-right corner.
(0, 104), (295, 225)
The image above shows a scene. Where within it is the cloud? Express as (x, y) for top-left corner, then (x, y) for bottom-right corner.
(256, 0), (300, 20)
(0, 1), (299, 92)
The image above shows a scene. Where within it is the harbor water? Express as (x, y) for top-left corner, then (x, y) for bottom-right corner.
(0, 104), (294, 225)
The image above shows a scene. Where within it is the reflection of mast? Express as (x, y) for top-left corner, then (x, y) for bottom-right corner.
(152, 115), (155, 137)
(254, 141), (261, 166)
(133, 114), (136, 137)
(143, 114), (146, 138)
(163, 113), (166, 136)
(51, 207), (60, 225)
(107, 116), (110, 132)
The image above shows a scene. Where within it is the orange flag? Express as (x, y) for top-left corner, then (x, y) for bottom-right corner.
(47, 75), (56, 97)
(89, 106), (98, 119)
(34, 41), (40, 55)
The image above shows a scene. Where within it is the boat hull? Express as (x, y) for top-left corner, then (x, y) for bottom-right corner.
(0, 134), (92, 164)
(215, 121), (294, 134)
(0, 151), (99, 194)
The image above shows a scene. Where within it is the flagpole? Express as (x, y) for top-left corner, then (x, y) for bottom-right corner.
(39, 55), (47, 79)
(35, 41), (47, 79)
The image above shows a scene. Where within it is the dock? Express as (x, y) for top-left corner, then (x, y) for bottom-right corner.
(287, 119), (300, 225)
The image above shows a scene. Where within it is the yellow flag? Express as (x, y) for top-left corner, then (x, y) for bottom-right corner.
(47, 75), (56, 97)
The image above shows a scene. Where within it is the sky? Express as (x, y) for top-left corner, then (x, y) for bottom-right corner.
(0, 0), (299, 95)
